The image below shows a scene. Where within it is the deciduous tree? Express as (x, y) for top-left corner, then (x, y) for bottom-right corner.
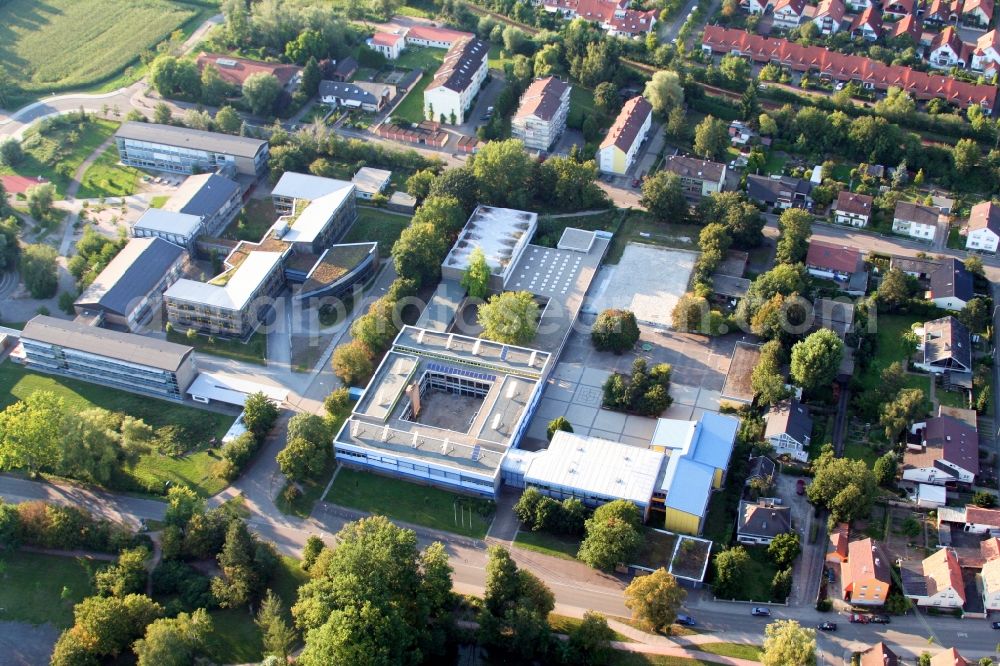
(624, 568), (687, 632)
(693, 115), (730, 161)
(461, 247), (492, 300)
(775, 208), (812, 265)
(644, 70), (684, 115)
(641, 170), (687, 222)
(331, 340), (373, 386)
(790, 329), (844, 393)
(471, 139), (534, 208)
(761, 619), (816, 666)
(713, 546), (751, 599)
(768, 532), (801, 568)
(578, 500), (642, 570)
(243, 72), (282, 117)
(591, 309), (641, 354)
(392, 222), (448, 288)
(478, 291), (539, 345)
(133, 608), (212, 666)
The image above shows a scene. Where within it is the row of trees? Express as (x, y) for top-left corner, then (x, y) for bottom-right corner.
(217, 391), (280, 480)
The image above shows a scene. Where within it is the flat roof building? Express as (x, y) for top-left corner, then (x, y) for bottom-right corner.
(114, 122), (269, 178)
(132, 208), (204, 252)
(334, 326), (551, 497)
(441, 206), (538, 290)
(352, 167), (392, 200)
(19, 315), (197, 401)
(74, 238), (186, 332)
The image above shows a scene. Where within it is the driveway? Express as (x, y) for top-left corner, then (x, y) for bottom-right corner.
(774, 471), (826, 607)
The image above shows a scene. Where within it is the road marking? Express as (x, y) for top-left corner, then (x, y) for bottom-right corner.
(957, 632), (968, 638)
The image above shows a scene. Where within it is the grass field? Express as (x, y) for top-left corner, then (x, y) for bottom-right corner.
(77, 143), (143, 199)
(343, 207), (411, 250)
(856, 314), (925, 392)
(0, 551), (106, 627)
(0, 363), (233, 496)
(0, 0), (199, 102)
(513, 530), (581, 560)
(568, 85), (598, 129)
(533, 210), (620, 247)
(204, 556), (309, 664)
(224, 197), (277, 242)
(167, 329), (267, 365)
(696, 643), (763, 661)
(149, 195), (170, 209)
(608, 212), (702, 264)
(326, 468), (494, 538)
(726, 547), (781, 603)
(393, 47), (447, 72)
(1, 118), (120, 197)
(393, 72), (431, 124)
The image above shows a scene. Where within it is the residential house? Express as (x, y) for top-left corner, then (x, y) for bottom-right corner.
(902, 548), (966, 608)
(728, 119), (756, 146)
(745, 455), (776, 489)
(18, 316), (197, 401)
(511, 77), (572, 151)
(369, 32), (406, 60)
(746, 174), (812, 209)
(764, 398), (813, 462)
(114, 122), (269, 178)
(331, 56), (358, 82)
(926, 0), (963, 24)
(929, 27), (969, 69)
(931, 648), (972, 666)
(915, 316), (973, 374)
(982, 554), (1000, 610)
(598, 96), (653, 175)
(661, 155), (728, 200)
(540, 0), (658, 37)
(813, 0), (846, 33)
(806, 241), (862, 281)
(903, 414), (979, 486)
(846, 0), (877, 9)
(162, 172), (243, 238)
(195, 53), (301, 91)
(352, 167), (392, 200)
(423, 37), (489, 124)
(963, 0), (994, 27)
(319, 80), (395, 112)
(852, 7), (883, 40)
(834, 190), (874, 227)
(701, 27), (999, 113)
(828, 523), (850, 563)
(736, 500), (792, 545)
(927, 258), (974, 311)
(883, 0), (917, 18)
(73, 238), (186, 332)
(967, 200), (1000, 252)
(860, 643), (899, 666)
(844, 538), (891, 605)
(964, 506), (1000, 533)
(972, 30), (1000, 75)
(813, 297), (856, 337)
(404, 25), (473, 49)
(747, 0), (770, 13)
(890, 255), (941, 279)
(890, 14), (924, 43)
(892, 201), (943, 241)
(773, 0), (807, 28)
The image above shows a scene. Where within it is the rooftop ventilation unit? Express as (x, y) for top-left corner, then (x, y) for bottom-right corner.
(492, 413), (503, 431)
(381, 426), (391, 442)
(506, 380), (519, 399)
(472, 339), (481, 356)
(416, 329), (426, 344)
(446, 333), (454, 350)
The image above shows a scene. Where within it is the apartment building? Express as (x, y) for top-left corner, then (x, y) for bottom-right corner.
(598, 96), (652, 175)
(19, 315), (197, 401)
(511, 77), (571, 151)
(115, 122), (269, 178)
(423, 37), (489, 125)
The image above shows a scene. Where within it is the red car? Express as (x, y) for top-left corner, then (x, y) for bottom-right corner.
(796, 479), (806, 495)
(849, 614), (869, 624)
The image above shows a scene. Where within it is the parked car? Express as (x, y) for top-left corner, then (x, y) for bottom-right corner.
(869, 615), (891, 624)
(817, 622), (837, 631)
(796, 479), (806, 495)
(848, 614), (868, 624)
(992, 621), (1000, 630)
(631, 177), (641, 187)
(751, 607), (771, 617)
(825, 568), (836, 583)
(676, 614), (697, 627)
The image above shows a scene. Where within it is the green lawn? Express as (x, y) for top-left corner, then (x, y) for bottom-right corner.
(343, 207), (411, 250)
(568, 85), (598, 129)
(609, 654), (715, 666)
(947, 226), (965, 251)
(394, 46), (447, 72)
(487, 43), (516, 70)
(842, 440), (883, 469)
(533, 210), (620, 247)
(204, 556), (309, 664)
(0, 0), (197, 102)
(2, 118), (121, 197)
(727, 547), (780, 603)
(223, 198), (277, 242)
(762, 152), (787, 176)
(149, 195), (169, 209)
(696, 643), (763, 661)
(392, 71), (431, 124)
(513, 530), (581, 560)
(167, 329), (267, 365)
(0, 363), (234, 496)
(607, 212), (702, 264)
(0, 551), (107, 627)
(77, 143), (142, 199)
(856, 314), (925, 392)
(548, 613), (633, 642)
(325, 468), (494, 538)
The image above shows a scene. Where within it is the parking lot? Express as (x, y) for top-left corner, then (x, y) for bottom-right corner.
(522, 320), (740, 448)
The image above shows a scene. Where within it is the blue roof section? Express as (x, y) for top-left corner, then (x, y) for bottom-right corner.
(689, 412), (739, 471)
(171, 173), (240, 218)
(664, 458), (714, 516)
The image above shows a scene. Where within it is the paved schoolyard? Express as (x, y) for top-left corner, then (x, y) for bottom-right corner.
(521, 321), (742, 449)
(584, 244), (696, 329)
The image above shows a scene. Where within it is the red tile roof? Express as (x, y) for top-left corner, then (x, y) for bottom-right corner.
(196, 53), (301, 88)
(965, 0), (995, 21)
(890, 14), (922, 41)
(514, 77), (570, 121)
(806, 241), (861, 274)
(852, 6), (883, 34)
(702, 26), (998, 110)
(372, 32), (405, 47)
(966, 506), (1000, 527)
(927, 0), (963, 20)
(405, 25), (472, 45)
(816, 0), (847, 22)
(600, 96), (652, 152)
(930, 647), (971, 666)
(930, 26), (966, 58)
(969, 200), (1000, 235)
(836, 191), (874, 216)
(774, 0), (807, 14)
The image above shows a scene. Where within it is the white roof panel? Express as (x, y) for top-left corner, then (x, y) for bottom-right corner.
(523, 432), (665, 507)
(188, 372), (288, 406)
(271, 172), (353, 201)
(165, 251), (283, 310)
(278, 186), (355, 245)
(133, 208), (203, 237)
(351, 167), (392, 195)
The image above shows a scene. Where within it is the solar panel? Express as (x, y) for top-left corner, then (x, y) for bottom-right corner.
(470, 444), (481, 461)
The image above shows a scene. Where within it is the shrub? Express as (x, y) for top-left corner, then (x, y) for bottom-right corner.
(591, 309), (640, 354)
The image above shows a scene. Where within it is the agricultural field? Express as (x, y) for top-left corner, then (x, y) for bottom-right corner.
(0, 0), (206, 104)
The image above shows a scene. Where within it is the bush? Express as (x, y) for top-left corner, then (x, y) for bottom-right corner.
(219, 431), (259, 478)
(602, 358), (673, 416)
(591, 309), (640, 354)
(151, 561), (215, 611)
(14, 501), (138, 553)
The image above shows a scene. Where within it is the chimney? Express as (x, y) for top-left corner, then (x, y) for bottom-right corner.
(405, 383), (421, 417)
